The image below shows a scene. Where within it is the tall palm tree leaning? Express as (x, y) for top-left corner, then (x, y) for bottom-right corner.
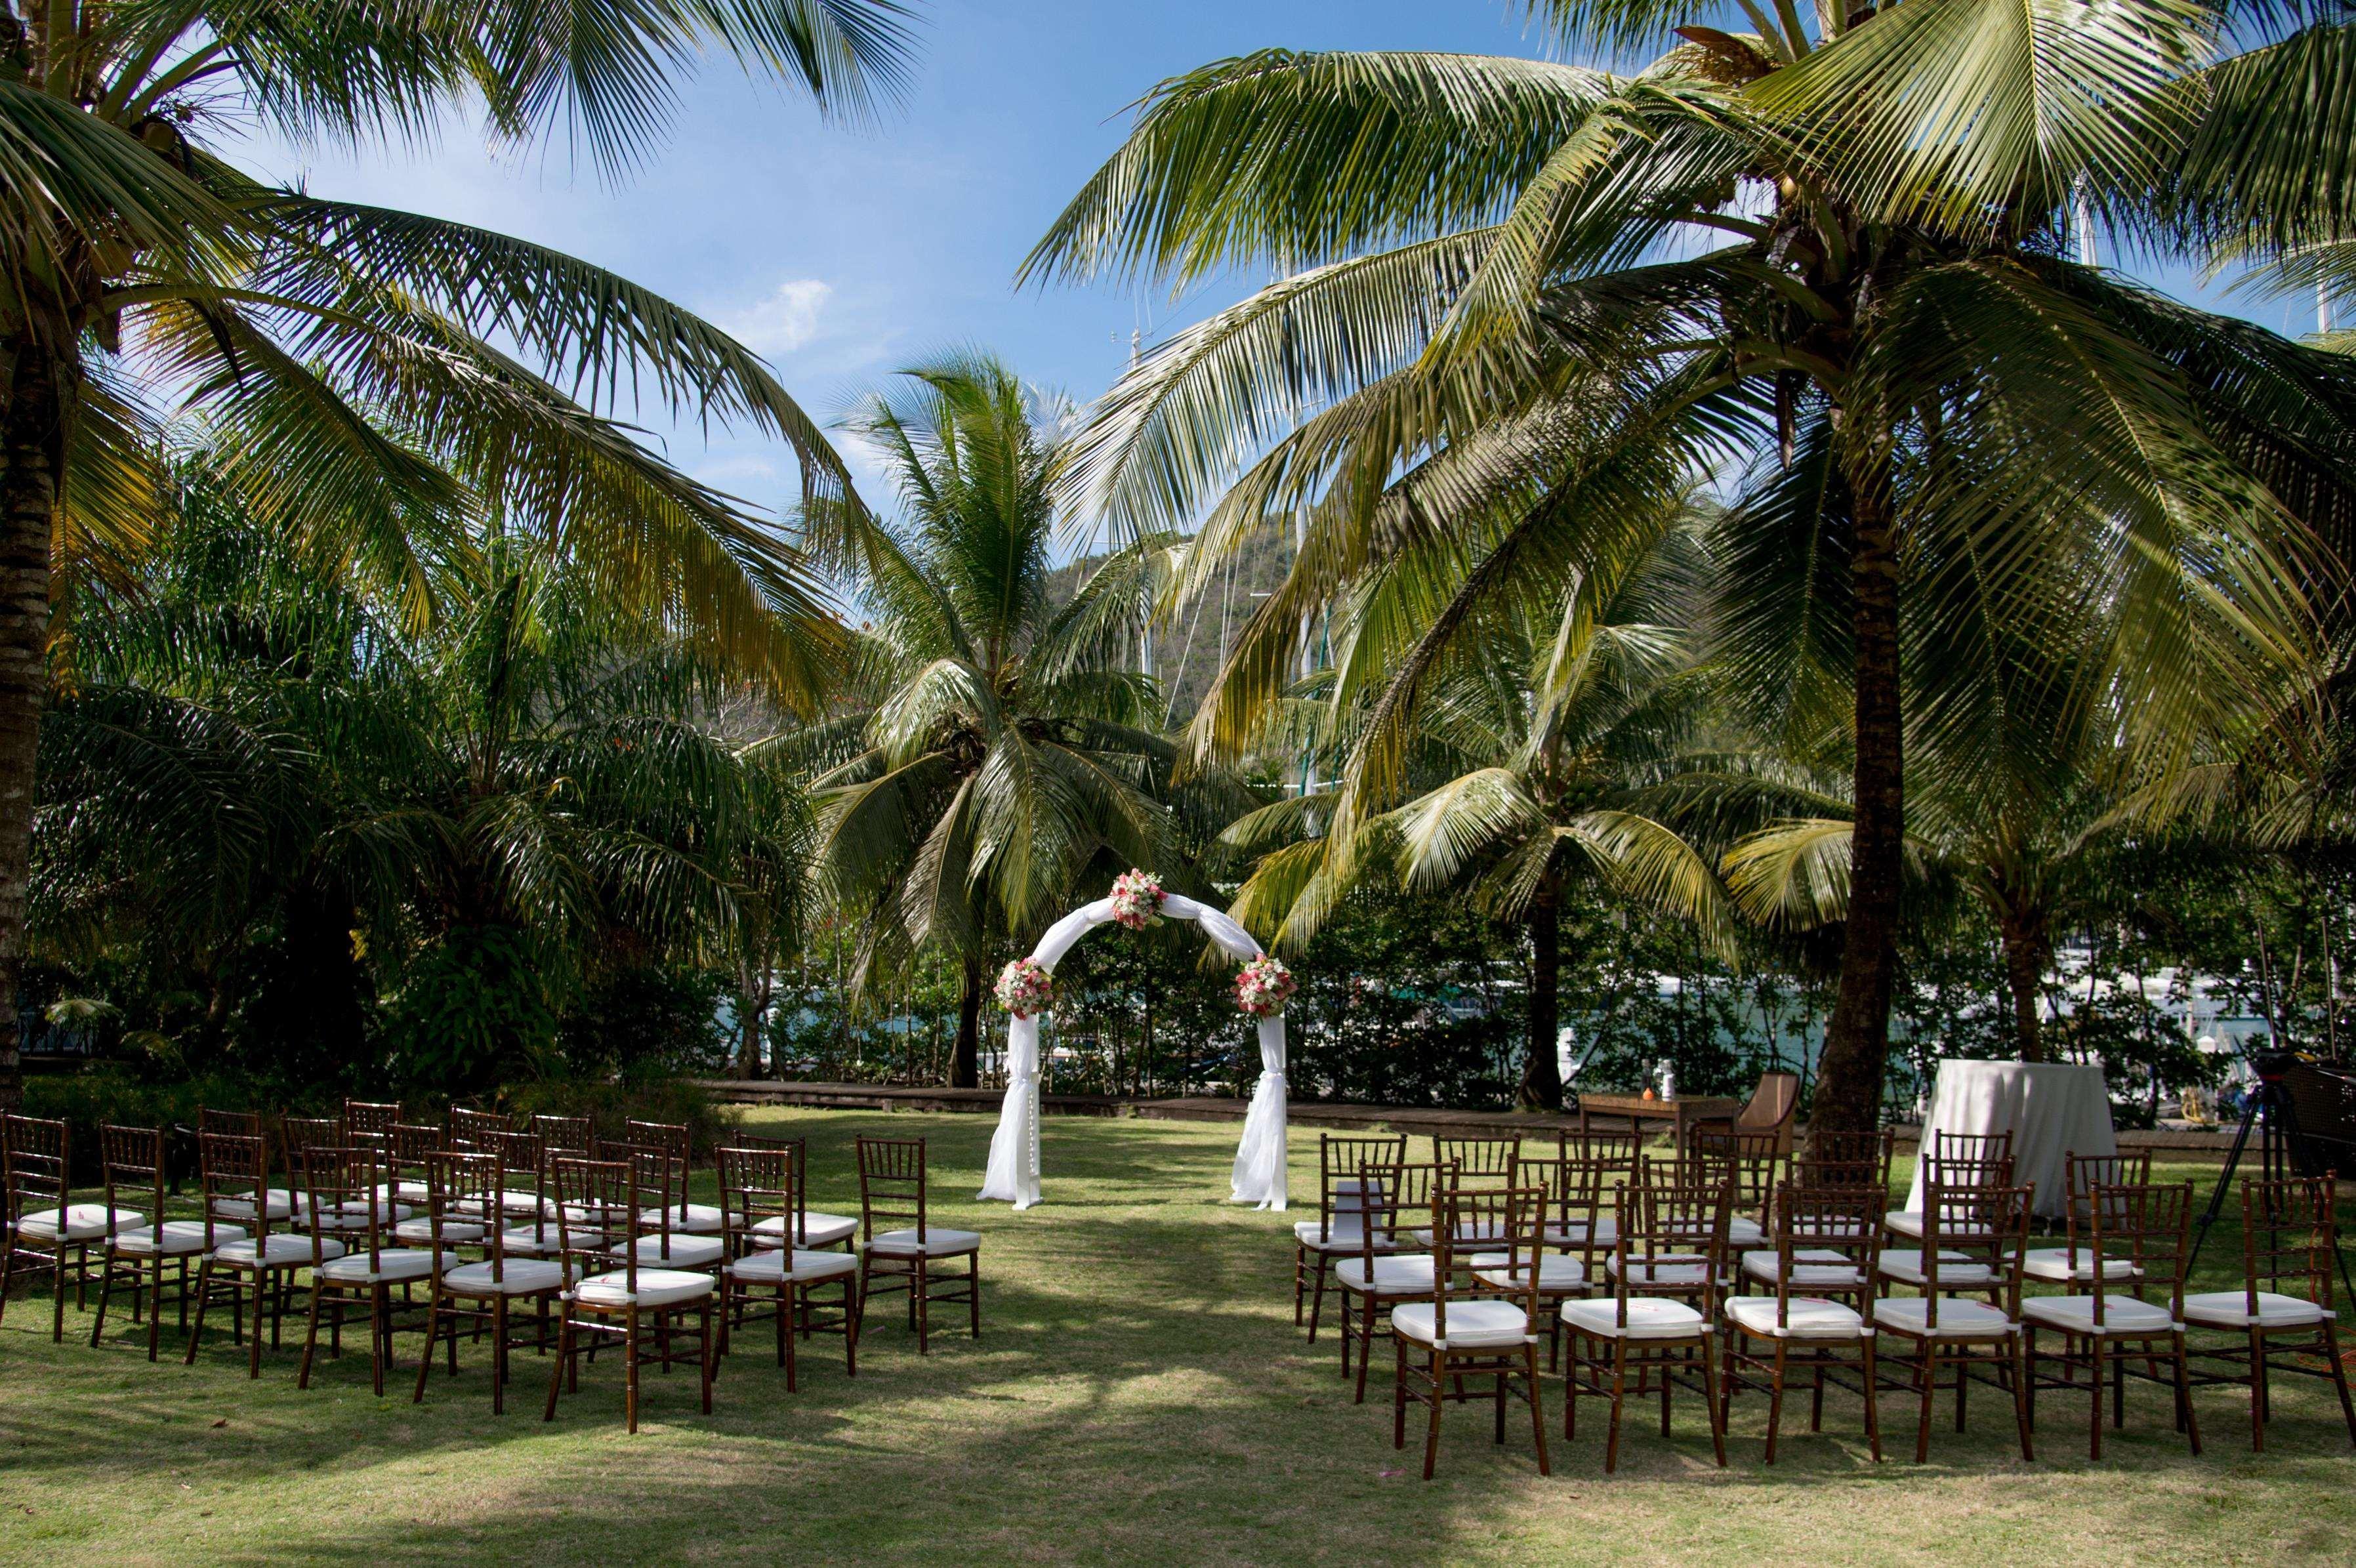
(809, 352), (1176, 1088)
(1222, 476), (1731, 1109)
(1022, 1), (2355, 1137)
(0, 1), (920, 1110)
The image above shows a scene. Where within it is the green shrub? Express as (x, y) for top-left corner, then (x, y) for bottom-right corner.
(499, 1077), (735, 1162)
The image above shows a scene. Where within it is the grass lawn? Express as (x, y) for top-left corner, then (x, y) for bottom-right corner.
(2, 1107), (2351, 1566)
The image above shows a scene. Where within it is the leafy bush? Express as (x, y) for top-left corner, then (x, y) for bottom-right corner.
(553, 964), (732, 1082)
(501, 1077), (735, 1160)
(384, 925), (557, 1092)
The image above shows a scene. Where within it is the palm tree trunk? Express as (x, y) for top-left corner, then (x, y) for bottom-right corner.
(1518, 873), (1563, 1111)
(951, 951), (983, 1088)
(1811, 465), (1903, 1144)
(0, 342), (59, 1114)
(1996, 903), (2049, 1063)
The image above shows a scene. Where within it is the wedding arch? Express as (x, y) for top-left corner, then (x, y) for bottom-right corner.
(978, 880), (1289, 1212)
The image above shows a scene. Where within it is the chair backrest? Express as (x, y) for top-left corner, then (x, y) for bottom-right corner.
(1758, 1181), (1885, 1329)
(1429, 1184), (1546, 1344)
(2241, 1174), (2339, 1315)
(342, 1100), (403, 1140)
(388, 1121), (444, 1191)
(303, 1142), (391, 1270)
(625, 1119), (691, 1161)
(856, 1135), (928, 1243)
(449, 1106), (512, 1148)
(1432, 1134), (1521, 1185)
(1735, 1070), (1801, 1133)
(1516, 1151), (1597, 1255)
(1920, 1149), (2015, 1195)
(1929, 1129), (2014, 1168)
(2088, 1180), (2195, 1323)
(1630, 1170), (1734, 1265)
(718, 1144), (797, 1249)
(3, 1114), (67, 1237)
(533, 1113), (594, 1160)
(99, 1124), (165, 1247)
(197, 1131), (272, 1244)
(1315, 1134), (1406, 1245)
(280, 1115), (341, 1189)
(1806, 1128), (1895, 1186)
(2061, 1149), (2153, 1231)
(552, 1156), (634, 1294)
(1684, 1126), (1787, 1222)
(197, 1106), (262, 1139)
(423, 1149), (506, 1284)
(1916, 1181), (2033, 1328)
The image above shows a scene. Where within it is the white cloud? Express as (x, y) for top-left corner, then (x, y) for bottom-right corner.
(718, 278), (833, 358)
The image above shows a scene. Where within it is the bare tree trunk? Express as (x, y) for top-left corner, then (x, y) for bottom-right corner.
(1811, 464), (1903, 1145)
(1996, 903), (2049, 1063)
(1518, 873), (1563, 1111)
(950, 951), (983, 1088)
(0, 342), (58, 1114)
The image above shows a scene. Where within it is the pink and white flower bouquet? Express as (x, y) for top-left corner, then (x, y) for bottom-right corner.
(1107, 868), (1167, 931)
(1233, 955), (1296, 1017)
(994, 957), (1055, 1018)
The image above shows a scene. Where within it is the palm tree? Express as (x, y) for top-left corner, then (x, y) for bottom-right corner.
(1022, 3), (2346, 1136)
(1223, 478), (1729, 1108)
(809, 352), (1175, 1088)
(0, 0), (921, 1108)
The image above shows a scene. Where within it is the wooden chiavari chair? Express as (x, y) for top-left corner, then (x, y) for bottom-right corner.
(2021, 1150), (2155, 1288)
(299, 1142), (449, 1394)
(411, 1149), (564, 1413)
(1294, 1132), (1407, 1341)
(2182, 1175), (2356, 1451)
(381, 1121), (444, 1206)
(544, 1151), (718, 1432)
(1336, 1156), (1457, 1403)
(1800, 1128), (1896, 1191)
(716, 1143), (858, 1388)
(1687, 1125), (1787, 1248)
(1722, 1181), (1888, 1463)
(1560, 1178), (1730, 1472)
(89, 1124), (214, 1359)
(606, 1141), (725, 1273)
(1612, 1162), (1735, 1310)
(627, 1118), (725, 1234)
(276, 1116), (343, 1231)
(449, 1105), (514, 1149)
(197, 1106), (262, 1138)
(1390, 1184), (1551, 1479)
(1889, 1132), (2014, 1246)
(2022, 1179), (2201, 1458)
(476, 1128), (556, 1229)
(728, 1133), (861, 1256)
(2, 1113), (129, 1340)
(1431, 1133), (1522, 1187)
(343, 1099), (403, 1142)
(533, 1113), (594, 1163)
(853, 1135), (980, 1355)
(186, 1131), (337, 1376)
(1506, 1151), (1596, 1370)
(1870, 1182), (2035, 1462)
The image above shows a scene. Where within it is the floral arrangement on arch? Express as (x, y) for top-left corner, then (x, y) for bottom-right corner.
(994, 958), (1055, 1018)
(1107, 868), (1167, 931)
(1233, 954), (1296, 1018)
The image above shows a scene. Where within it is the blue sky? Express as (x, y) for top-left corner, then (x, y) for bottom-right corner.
(234, 1), (2322, 533)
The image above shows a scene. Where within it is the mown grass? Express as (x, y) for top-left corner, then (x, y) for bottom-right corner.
(1, 1109), (2349, 1567)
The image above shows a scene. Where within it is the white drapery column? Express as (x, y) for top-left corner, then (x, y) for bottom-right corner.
(977, 892), (1289, 1211)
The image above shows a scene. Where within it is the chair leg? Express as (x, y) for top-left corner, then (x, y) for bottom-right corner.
(2174, 1332), (2201, 1456)
(543, 1315), (571, 1422)
(1861, 1332), (1882, 1462)
(1524, 1344), (1550, 1476)
(1392, 1336), (1408, 1449)
(183, 1258), (215, 1365)
(624, 1310), (642, 1434)
(1916, 1340), (1937, 1464)
(2325, 1321), (2356, 1446)
(1765, 1340), (1787, 1466)
(2010, 1336), (2035, 1462)
(843, 1278), (859, 1376)
(915, 1256), (931, 1355)
(968, 1253), (981, 1340)
(1422, 1348), (1446, 1480)
(89, 1252), (116, 1349)
(699, 1300), (714, 1414)
(1699, 1336), (1727, 1468)
(412, 1300), (438, 1404)
(146, 1255), (165, 1362)
(2088, 1336), (2105, 1461)
(52, 1245), (68, 1343)
(1308, 1252), (1329, 1342)
(1605, 1338), (1629, 1474)
(2249, 1327), (2267, 1451)
(1294, 1243), (1307, 1326)
(246, 1271), (265, 1379)
(783, 1281), (798, 1391)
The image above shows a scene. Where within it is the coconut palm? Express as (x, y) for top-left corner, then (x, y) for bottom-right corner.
(808, 352), (1177, 1087)
(1222, 480), (1731, 1107)
(1022, 3), (2347, 1135)
(0, 0), (921, 1107)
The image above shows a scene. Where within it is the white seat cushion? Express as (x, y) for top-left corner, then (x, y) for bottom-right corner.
(1391, 1299), (1531, 1349)
(441, 1258), (566, 1296)
(745, 1212), (861, 1250)
(1544, 1218), (1618, 1248)
(394, 1218), (487, 1245)
(1873, 1296), (2017, 1338)
(1741, 1248), (1867, 1289)
(1727, 1217), (1766, 1248)
(1726, 1294), (1872, 1340)
(455, 1191), (556, 1220)
(1410, 1223), (1509, 1248)
(1607, 1253), (1715, 1289)
(2020, 1293), (2180, 1336)
(1561, 1296), (1707, 1340)
(112, 1221), (245, 1256)
(1878, 1248), (1995, 1289)
(1886, 1210), (1993, 1241)
(306, 1199), (413, 1230)
(215, 1189), (295, 1222)
(1471, 1252), (1588, 1292)
(216, 1233), (341, 1269)
(1292, 1218), (1394, 1252)
(571, 1267), (715, 1310)
(728, 1248), (860, 1284)
(316, 1247), (455, 1285)
(610, 1233), (726, 1268)
(371, 1181), (432, 1205)
(2181, 1290), (2334, 1329)
(1336, 1253), (1437, 1295)
(864, 1228), (980, 1258)
(2019, 1247), (2141, 1284)
(17, 1204), (145, 1242)
(636, 1203), (724, 1235)
(498, 1225), (606, 1256)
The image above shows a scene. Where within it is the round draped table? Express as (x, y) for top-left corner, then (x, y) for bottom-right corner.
(1902, 1060), (2117, 1220)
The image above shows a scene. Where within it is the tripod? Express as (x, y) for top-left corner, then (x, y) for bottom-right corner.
(2189, 1069), (2356, 1305)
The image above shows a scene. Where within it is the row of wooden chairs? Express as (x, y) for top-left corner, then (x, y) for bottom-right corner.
(1, 1107), (985, 1433)
(1293, 1129), (2355, 1477)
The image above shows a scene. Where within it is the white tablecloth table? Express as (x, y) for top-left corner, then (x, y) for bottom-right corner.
(1903, 1061), (2116, 1220)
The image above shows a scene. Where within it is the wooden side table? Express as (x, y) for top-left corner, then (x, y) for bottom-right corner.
(1575, 1093), (1742, 1152)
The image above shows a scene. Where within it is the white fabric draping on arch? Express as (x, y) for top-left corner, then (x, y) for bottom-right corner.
(977, 892), (1289, 1211)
